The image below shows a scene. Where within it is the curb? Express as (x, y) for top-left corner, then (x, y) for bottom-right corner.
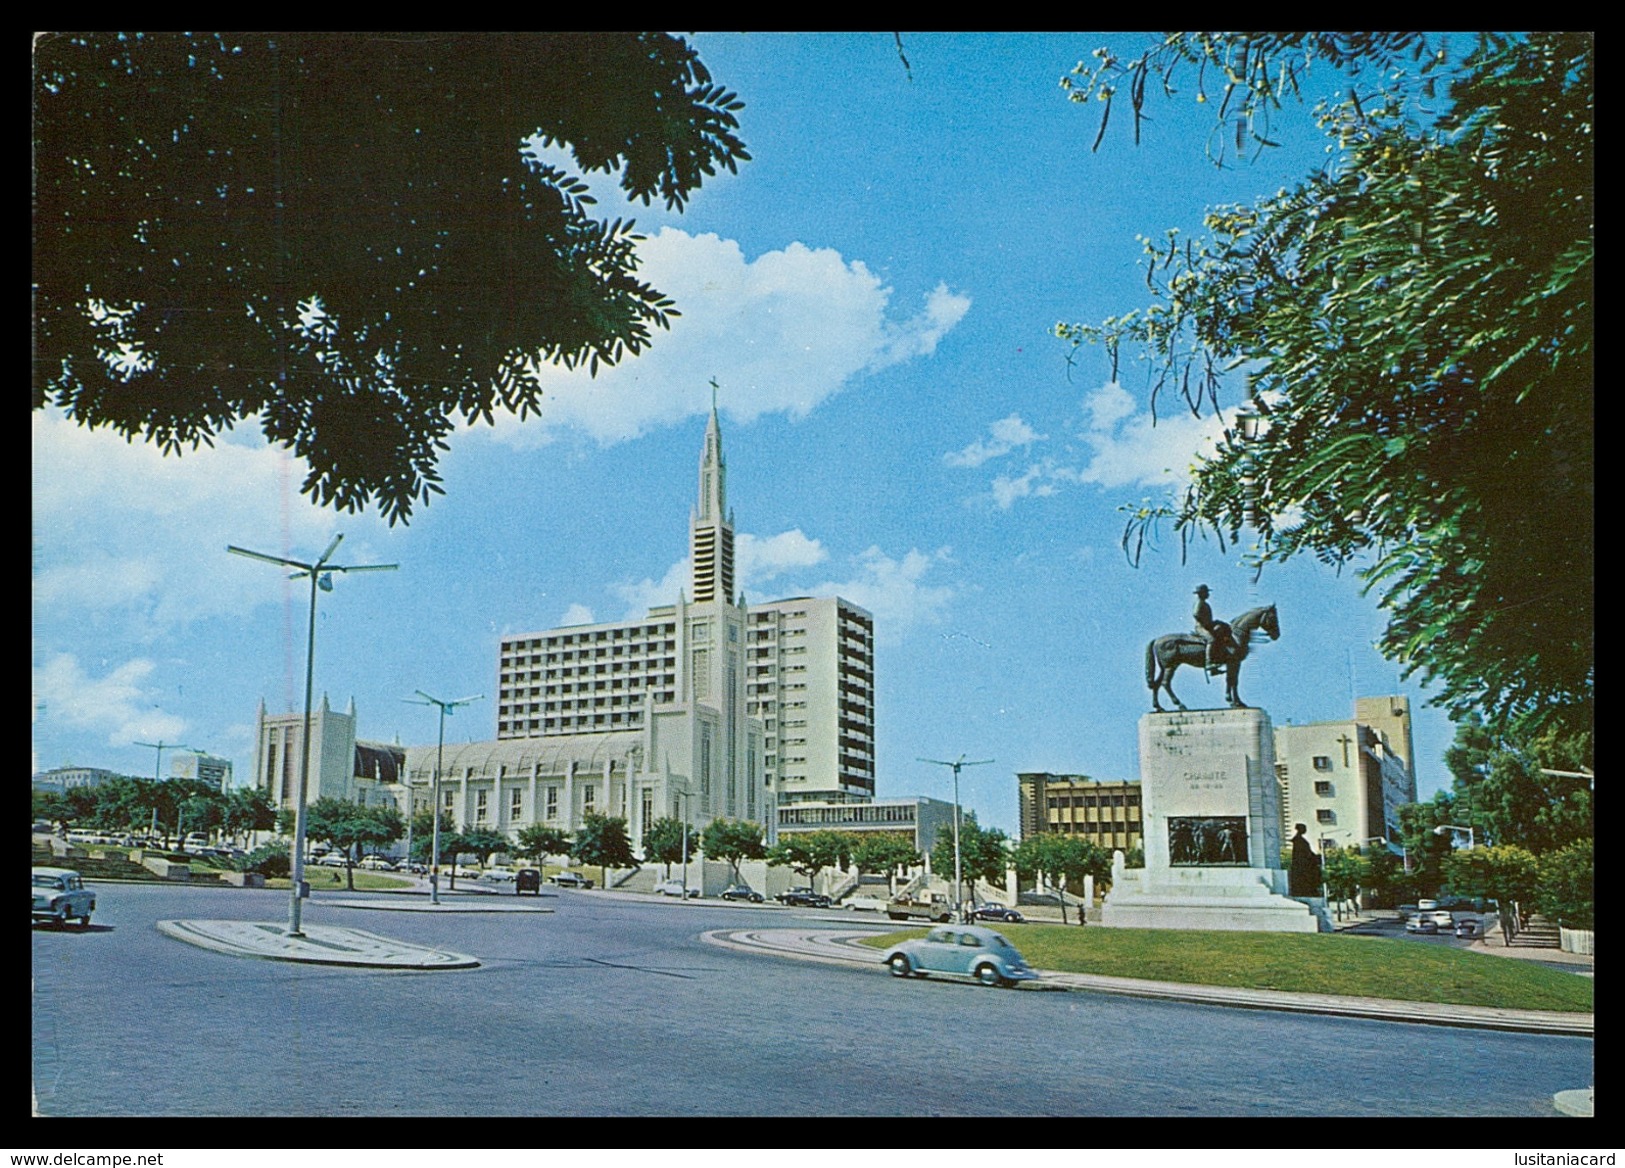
(702, 928), (1594, 1036)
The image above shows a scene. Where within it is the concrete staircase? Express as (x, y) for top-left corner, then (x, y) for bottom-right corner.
(1516, 912), (1563, 949)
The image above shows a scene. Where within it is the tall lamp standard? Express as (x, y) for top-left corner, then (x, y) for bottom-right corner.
(675, 787), (694, 900)
(133, 739), (192, 843)
(228, 534), (397, 936)
(919, 755), (993, 920)
(1434, 824), (1477, 850)
(404, 690), (483, 905)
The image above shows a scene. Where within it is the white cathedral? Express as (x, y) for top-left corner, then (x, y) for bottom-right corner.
(253, 403), (877, 853)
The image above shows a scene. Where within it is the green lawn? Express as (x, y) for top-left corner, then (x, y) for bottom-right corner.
(268, 869), (413, 892)
(860, 925), (1593, 1013)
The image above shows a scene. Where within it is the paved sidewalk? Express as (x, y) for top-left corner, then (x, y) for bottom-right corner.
(156, 918), (479, 969)
(702, 926), (1594, 1037)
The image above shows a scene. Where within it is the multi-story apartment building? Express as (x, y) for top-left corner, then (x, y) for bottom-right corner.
(170, 750), (233, 793)
(1275, 695), (1417, 852)
(1017, 773), (1145, 853)
(748, 596), (875, 804)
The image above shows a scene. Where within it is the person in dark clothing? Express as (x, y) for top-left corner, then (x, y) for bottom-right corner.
(1288, 823), (1322, 897)
(1193, 584), (1222, 674)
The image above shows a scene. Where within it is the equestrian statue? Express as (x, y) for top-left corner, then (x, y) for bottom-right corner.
(1145, 585), (1280, 712)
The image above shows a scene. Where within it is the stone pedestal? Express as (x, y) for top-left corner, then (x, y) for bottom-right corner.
(1102, 708), (1323, 932)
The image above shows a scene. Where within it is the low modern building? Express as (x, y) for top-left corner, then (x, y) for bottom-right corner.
(32, 766), (129, 794)
(170, 750), (233, 793)
(775, 795), (955, 854)
(1275, 696), (1417, 853)
(1017, 773), (1145, 853)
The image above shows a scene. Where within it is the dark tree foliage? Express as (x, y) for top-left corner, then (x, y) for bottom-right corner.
(33, 32), (749, 524)
(1056, 33), (1592, 737)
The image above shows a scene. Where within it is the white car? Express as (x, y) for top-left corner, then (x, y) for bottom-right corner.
(654, 879), (700, 898)
(316, 852), (349, 867)
(358, 856), (395, 871)
(477, 868), (517, 885)
(33, 867), (96, 928)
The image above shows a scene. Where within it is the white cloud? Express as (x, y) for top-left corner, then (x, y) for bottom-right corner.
(33, 653), (188, 747)
(1083, 381), (1138, 432)
(737, 529), (827, 586)
(603, 535), (952, 643)
(1076, 395), (1229, 489)
(944, 413), (1046, 468)
(31, 409), (384, 635)
(559, 603), (597, 627)
(485, 229), (970, 446)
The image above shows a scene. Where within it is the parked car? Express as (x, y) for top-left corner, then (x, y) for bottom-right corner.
(358, 855), (395, 871)
(1405, 912), (1438, 934)
(968, 903), (1026, 924)
(719, 884), (764, 903)
(451, 864), (482, 879)
(1454, 918), (1482, 939)
(777, 887), (833, 908)
(654, 879), (701, 899)
(478, 868), (518, 886)
(551, 872), (594, 889)
(515, 868), (543, 896)
(393, 859), (427, 874)
(882, 925), (1038, 988)
(316, 852), (349, 867)
(32, 867), (96, 928)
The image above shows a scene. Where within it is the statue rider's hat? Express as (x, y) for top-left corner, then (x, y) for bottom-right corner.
(1193, 584), (1211, 597)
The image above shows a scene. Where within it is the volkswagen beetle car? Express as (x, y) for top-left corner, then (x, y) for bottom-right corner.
(719, 884), (764, 903)
(777, 887), (833, 908)
(550, 871), (594, 889)
(883, 925), (1037, 988)
(32, 867), (96, 928)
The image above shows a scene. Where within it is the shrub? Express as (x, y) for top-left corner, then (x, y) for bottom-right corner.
(236, 843), (291, 878)
(1535, 839), (1593, 931)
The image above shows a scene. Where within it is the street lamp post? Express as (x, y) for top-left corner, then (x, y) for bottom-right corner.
(919, 755), (992, 921)
(404, 691), (483, 906)
(133, 739), (191, 843)
(675, 788), (693, 900)
(228, 534), (397, 936)
(1434, 824), (1477, 850)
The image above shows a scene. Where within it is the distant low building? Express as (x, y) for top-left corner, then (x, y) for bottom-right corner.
(32, 766), (128, 794)
(170, 751), (233, 793)
(775, 795), (956, 854)
(1017, 773), (1144, 853)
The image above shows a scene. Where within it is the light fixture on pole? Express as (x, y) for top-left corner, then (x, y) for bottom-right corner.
(1233, 391), (1269, 589)
(404, 690), (482, 905)
(1433, 823), (1477, 850)
(228, 533), (397, 936)
(919, 755), (993, 921)
(133, 739), (192, 843)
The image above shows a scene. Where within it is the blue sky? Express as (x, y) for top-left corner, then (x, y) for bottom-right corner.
(32, 33), (1459, 833)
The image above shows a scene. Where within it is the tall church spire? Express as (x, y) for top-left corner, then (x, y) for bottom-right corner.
(691, 393), (734, 604)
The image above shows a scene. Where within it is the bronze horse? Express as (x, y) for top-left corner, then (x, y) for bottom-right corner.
(1146, 604), (1280, 712)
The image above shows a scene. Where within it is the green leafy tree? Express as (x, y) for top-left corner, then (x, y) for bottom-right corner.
(33, 791), (73, 833)
(571, 813), (636, 888)
(700, 818), (766, 884)
(930, 815), (1010, 909)
(1057, 32), (1592, 739)
(1321, 846), (1367, 919)
(1534, 839), (1593, 932)
(33, 32), (749, 526)
(458, 827), (511, 866)
(849, 832), (920, 892)
(303, 797), (402, 891)
(1444, 844), (1541, 946)
(1394, 795), (1459, 898)
(516, 824), (574, 867)
(222, 788), (278, 848)
(408, 807), (456, 863)
(1359, 843), (1412, 910)
(767, 831), (853, 892)
(638, 817), (697, 878)
(1443, 714), (1593, 855)
(1013, 834), (1110, 925)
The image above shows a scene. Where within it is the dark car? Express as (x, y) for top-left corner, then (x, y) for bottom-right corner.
(515, 867), (543, 895)
(968, 903), (1025, 924)
(720, 884), (764, 903)
(1453, 917), (1481, 939)
(777, 887), (833, 908)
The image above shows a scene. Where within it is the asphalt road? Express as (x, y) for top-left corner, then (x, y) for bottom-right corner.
(32, 884), (1594, 1117)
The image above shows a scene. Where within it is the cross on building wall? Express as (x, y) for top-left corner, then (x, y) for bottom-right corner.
(1337, 733), (1354, 768)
